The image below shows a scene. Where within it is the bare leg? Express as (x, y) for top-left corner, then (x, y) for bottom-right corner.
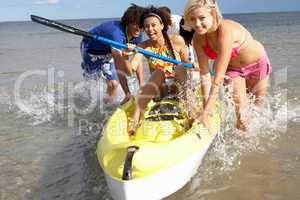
(120, 62), (145, 105)
(174, 65), (187, 84)
(112, 51), (133, 104)
(105, 80), (119, 102)
(128, 70), (165, 135)
(121, 62), (145, 105)
(246, 76), (269, 107)
(117, 70), (132, 105)
(231, 77), (250, 131)
(136, 62), (145, 87)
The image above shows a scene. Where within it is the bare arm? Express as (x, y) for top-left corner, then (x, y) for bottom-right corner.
(110, 43), (145, 95)
(111, 48), (131, 95)
(173, 35), (189, 63)
(124, 52), (144, 74)
(193, 34), (211, 104)
(111, 48), (125, 72)
(203, 24), (233, 114)
(122, 43), (146, 75)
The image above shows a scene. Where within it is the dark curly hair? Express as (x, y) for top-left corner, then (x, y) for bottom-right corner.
(139, 6), (179, 59)
(121, 4), (145, 26)
(139, 6), (172, 33)
(179, 18), (195, 45)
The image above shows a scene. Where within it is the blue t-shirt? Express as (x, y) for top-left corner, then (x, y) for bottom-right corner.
(81, 20), (142, 55)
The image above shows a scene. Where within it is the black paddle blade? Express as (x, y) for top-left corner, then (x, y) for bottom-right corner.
(30, 15), (93, 39)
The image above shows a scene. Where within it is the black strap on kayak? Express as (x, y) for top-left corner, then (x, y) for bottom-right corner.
(122, 146), (139, 180)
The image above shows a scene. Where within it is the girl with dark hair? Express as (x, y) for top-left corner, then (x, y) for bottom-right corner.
(122, 6), (190, 134)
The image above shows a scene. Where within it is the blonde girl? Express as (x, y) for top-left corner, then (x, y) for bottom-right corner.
(184, 0), (272, 131)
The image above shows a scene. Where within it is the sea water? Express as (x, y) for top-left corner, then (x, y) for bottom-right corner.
(1, 12), (300, 200)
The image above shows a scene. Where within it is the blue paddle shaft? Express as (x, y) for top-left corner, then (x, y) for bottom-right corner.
(30, 15), (193, 69)
(93, 35), (193, 68)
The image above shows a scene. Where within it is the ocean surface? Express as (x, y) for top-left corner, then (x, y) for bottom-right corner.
(1, 11), (300, 200)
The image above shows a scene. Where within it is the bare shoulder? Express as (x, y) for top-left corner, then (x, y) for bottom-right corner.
(169, 34), (185, 46)
(219, 19), (251, 42)
(218, 20), (234, 31)
(220, 19), (247, 33)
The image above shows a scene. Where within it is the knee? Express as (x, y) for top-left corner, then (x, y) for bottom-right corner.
(136, 92), (148, 111)
(232, 92), (249, 110)
(148, 69), (165, 87)
(175, 65), (185, 72)
(136, 84), (159, 110)
(233, 94), (244, 106)
(137, 99), (147, 111)
(116, 67), (131, 77)
(107, 80), (119, 90)
(154, 69), (165, 79)
(174, 65), (187, 83)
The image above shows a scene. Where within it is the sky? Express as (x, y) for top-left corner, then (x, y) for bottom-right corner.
(1, 0), (300, 22)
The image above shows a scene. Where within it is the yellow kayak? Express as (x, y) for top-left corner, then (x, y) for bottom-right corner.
(96, 97), (221, 200)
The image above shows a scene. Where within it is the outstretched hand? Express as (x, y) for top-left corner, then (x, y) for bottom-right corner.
(122, 43), (137, 56)
(194, 112), (214, 135)
(127, 43), (136, 51)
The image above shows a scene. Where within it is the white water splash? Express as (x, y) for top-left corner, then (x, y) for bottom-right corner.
(0, 87), (13, 112)
(10, 75), (142, 126)
(191, 86), (300, 188)
(15, 87), (59, 125)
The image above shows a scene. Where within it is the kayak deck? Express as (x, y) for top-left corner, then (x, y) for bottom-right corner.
(97, 98), (221, 181)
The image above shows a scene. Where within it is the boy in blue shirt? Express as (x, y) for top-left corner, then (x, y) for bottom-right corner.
(81, 4), (144, 103)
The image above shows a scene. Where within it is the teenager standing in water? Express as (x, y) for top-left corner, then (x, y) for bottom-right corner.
(184, 0), (272, 131)
(80, 4), (145, 104)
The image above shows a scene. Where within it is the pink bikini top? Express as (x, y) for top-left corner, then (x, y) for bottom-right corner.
(203, 34), (242, 60)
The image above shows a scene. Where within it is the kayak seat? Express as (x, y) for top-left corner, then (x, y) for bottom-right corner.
(132, 102), (190, 142)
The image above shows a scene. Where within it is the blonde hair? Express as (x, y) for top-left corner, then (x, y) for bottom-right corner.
(183, 0), (223, 31)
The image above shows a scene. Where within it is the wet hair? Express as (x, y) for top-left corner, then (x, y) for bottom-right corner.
(179, 18), (195, 45)
(140, 6), (176, 59)
(183, 0), (223, 31)
(121, 4), (145, 26)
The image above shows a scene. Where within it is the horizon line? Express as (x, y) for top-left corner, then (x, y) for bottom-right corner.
(1, 10), (300, 23)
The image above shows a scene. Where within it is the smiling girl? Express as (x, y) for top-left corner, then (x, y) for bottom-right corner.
(183, 0), (272, 131)
(122, 6), (190, 134)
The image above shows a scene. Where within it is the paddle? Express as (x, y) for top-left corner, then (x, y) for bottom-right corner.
(30, 15), (193, 69)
